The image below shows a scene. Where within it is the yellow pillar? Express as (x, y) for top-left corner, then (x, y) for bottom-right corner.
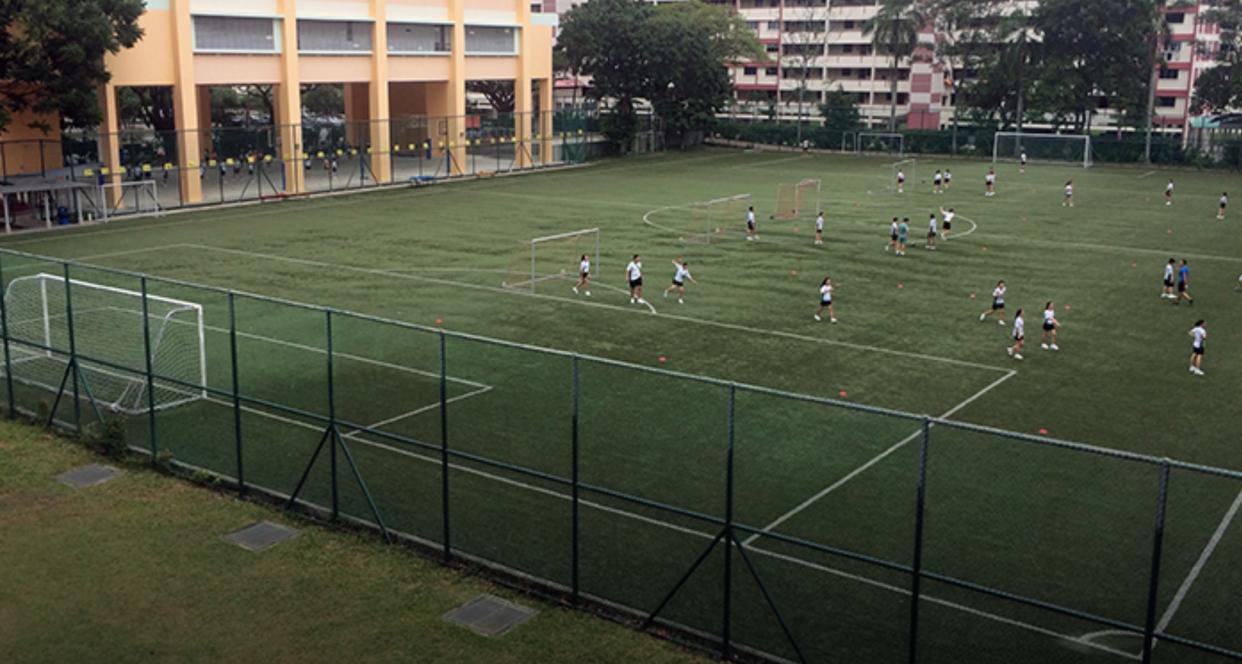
(171, 0), (203, 203)
(446, 0), (467, 174)
(278, 0), (304, 193)
(97, 84), (123, 208)
(368, 0), (392, 183)
(539, 78), (554, 163)
(514, 0), (533, 168)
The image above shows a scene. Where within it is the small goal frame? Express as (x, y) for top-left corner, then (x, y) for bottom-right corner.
(506, 227), (601, 293)
(993, 131), (1092, 168)
(887, 159), (917, 193)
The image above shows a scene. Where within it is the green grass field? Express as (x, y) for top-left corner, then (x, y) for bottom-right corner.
(2, 147), (1241, 663)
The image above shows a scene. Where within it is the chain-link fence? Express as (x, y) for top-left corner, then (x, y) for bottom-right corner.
(1, 245), (1239, 664)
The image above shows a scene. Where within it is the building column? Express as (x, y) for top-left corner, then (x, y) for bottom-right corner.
(539, 78), (554, 163)
(278, 0), (304, 193)
(97, 84), (123, 208)
(368, 0), (392, 183)
(514, 0), (533, 168)
(171, 0), (203, 203)
(446, 0), (467, 174)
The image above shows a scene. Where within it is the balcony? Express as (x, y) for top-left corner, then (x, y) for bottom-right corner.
(828, 5), (879, 21)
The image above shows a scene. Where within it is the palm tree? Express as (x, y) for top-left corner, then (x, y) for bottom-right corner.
(865, 0), (928, 132)
(991, 6), (1037, 135)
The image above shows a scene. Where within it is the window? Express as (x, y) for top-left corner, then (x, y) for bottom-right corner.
(767, 21), (780, 30)
(193, 16), (277, 52)
(465, 26), (516, 54)
(743, 66), (758, 75)
(765, 67), (778, 76)
(1158, 96), (1177, 108)
(765, 44), (779, 53)
(298, 20), (373, 53)
(388, 23), (451, 53)
(1159, 68), (1180, 79)
(1166, 12), (1185, 24)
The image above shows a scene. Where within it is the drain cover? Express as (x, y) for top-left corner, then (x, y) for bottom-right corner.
(443, 594), (537, 637)
(222, 521), (300, 552)
(56, 464), (121, 488)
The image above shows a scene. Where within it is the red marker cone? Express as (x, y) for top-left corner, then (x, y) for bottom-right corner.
(435, 318), (443, 325)
(1063, 304), (1071, 312)
(838, 390), (848, 398)
(1038, 428), (1049, 435)
(658, 355), (667, 364)
(969, 292), (977, 300)
(897, 282), (904, 289)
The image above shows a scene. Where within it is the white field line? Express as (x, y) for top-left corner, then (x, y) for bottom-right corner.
(1077, 630), (1143, 660)
(1154, 488), (1242, 636)
(952, 214), (980, 239)
(341, 384), (493, 436)
(741, 369), (1018, 547)
(203, 388), (1133, 662)
(1138, 171), (1157, 178)
(177, 243), (1010, 373)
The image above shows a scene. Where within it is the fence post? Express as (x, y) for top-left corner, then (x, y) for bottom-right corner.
(571, 354), (580, 603)
(229, 292), (245, 495)
(140, 278), (157, 462)
(907, 417), (932, 664)
(325, 310), (338, 520)
(1140, 461), (1171, 664)
(440, 329), (451, 561)
(722, 383), (736, 660)
(62, 264), (81, 433)
(0, 253), (15, 419)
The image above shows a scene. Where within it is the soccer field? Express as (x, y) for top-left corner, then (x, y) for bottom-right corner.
(2, 147), (1241, 663)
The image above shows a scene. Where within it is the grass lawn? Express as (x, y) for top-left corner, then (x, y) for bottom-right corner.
(1, 147), (1241, 662)
(0, 420), (704, 664)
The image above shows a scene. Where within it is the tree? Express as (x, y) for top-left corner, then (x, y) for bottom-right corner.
(118, 86), (176, 132)
(819, 88), (860, 135)
(938, 1), (1040, 132)
(0, 0), (144, 133)
(1194, 0), (1242, 113)
(865, 0), (929, 132)
(466, 80), (516, 114)
(780, 1), (830, 142)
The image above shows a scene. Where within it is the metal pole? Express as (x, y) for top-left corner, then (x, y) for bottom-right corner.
(571, 355), (581, 602)
(908, 417), (932, 664)
(229, 293), (245, 495)
(1141, 461), (1171, 663)
(62, 264), (81, 433)
(140, 278), (157, 462)
(0, 253), (14, 418)
(440, 329), (451, 561)
(722, 384), (736, 660)
(326, 310), (338, 520)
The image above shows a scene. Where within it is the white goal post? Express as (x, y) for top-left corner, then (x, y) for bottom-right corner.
(80, 180), (164, 222)
(856, 132), (905, 157)
(888, 159), (917, 193)
(993, 132), (1092, 168)
(503, 228), (601, 293)
(1, 273), (207, 414)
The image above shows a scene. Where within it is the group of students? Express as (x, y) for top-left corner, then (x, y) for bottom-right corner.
(976, 281), (1061, 360)
(895, 168), (955, 195)
(573, 254), (698, 306)
(885, 207), (957, 255)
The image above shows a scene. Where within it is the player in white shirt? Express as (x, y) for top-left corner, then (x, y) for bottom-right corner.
(980, 280), (1007, 325)
(985, 169), (996, 197)
(625, 255), (646, 304)
(1162, 258), (1176, 299)
(932, 170), (943, 194)
(814, 212), (825, 246)
(944, 169), (953, 190)
(939, 207), (955, 241)
(1188, 319), (1207, 376)
(746, 206), (759, 241)
(663, 258), (697, 304)
(886, 217), (898, 251)
(896, 169), (906, 194)
(1165, 179), (1174, 206)
(1040, 301), (1060, 351)
(924, 213), (938, 250)
(1020, 151), (1027, 173)
(814, 276), (837, 323)
(572, 253), (591, 296)
(1063, 180), (1074, 207)
(1218, 192), (1228, 220)
(1007, 309), (1025, 360)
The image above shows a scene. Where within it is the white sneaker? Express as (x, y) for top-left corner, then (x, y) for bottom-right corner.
(998, 319), (1006, 326)
(638, 298), (647, 305)
(1007, 347), (1013, 356)
(747, 236), (754, 241)
(1050, 344), (1059, 351)
(678, 298), (684, 304)
(814, 314), (821, 322)
(630, 297), (636, 304)
(572, 287), (579, 294)
(980, 313), (987, 321)
(1190, 366), (1197, 374)
(663, 291), (668, 298)
(830, 318), (838, 324)
(585, 291), (591, 297)
(1014, 353), (1023, 360)
(1166, 201), (1172, 206)
(1041, 343), (1049, 350)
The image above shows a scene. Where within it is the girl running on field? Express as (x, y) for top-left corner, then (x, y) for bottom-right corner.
(746, 206), (759, 241)
(573, 253), (591, 296)
(1176, 259), (1193, 305)
(1162, 258), (1176, 300)
(933, 169), (943, 194)
(1063, 180), (1075, 207)
(940, 207), (955, 241)
(944, 169), (953, 189)
(1040, 301), (1060, 351)
(1218, 192), (1228, 220)
(663, 258), (696, 304)
(925, 213), (938, 250)
(814, 211), (825, 246)
(625, 254), (645, 304)
(896, 168), (906, 194)
(980, 280), (1007, 325)
(1165, 179), (1174, 206)
(886, 217), (898, 252)
(1189, 319), (1207, 376)
(897, 218), (909, 256)
(1008, 309), (1025, 360)
(985, 168), (996, 197)
(814, 277), (837, 323)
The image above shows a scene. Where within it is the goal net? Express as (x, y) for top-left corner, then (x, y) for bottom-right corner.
(686, 194), (750, 244)
(773, 179), (821, 221)
(994, 132), (1092, 168)
(2, 273), (207, 415)
(503, 228), (601, 292)
(887, 159), (917, 193)
(856, 132), (905, 156)
(80, 180), (163, 221)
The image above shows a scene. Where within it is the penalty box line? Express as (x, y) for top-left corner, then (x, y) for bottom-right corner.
(741, 369), (1018, 547)
(170, 243), (1013, 375)
(200, 376), (1132, 662)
